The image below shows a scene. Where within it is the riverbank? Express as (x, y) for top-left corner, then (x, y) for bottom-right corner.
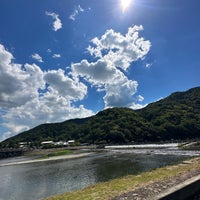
(0, 152), (94, 167)
(44, 157), (200, 200)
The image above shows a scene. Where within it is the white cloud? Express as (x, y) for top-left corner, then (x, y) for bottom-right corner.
(104, 79), (138, 108)
(69, 5), (84, 21)
(130, 102), (147, 110)
(31, 53), (43, 62)
(87, 25), (151, 70)
(44, 69), (87, 100)
(72, 25), (151, 108)
(0, 25), (151, 141)
(47, 49), (52, 53)
(146, 63), (152, 68)
(47, 50), (61, 59)
(0, 45), (45, 108)
(137, 95), (144, 102)
(71, 59), (117, 86)
(71, 58), (139, 108)
(46, 11), (62, 31)
(3, 93), (93, 137)
(52, 54), (61, 58)
(0, 44), (93, 141)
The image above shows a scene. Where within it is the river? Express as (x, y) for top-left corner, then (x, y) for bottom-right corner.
(0, 147), (199, 200)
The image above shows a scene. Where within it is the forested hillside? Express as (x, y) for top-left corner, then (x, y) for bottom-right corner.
(138, 87), (200, 140)
(1, 87), (200, 148)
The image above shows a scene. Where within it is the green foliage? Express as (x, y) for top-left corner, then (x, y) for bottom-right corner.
(138, 87), (200, 140)
(1, 87), (200, 148)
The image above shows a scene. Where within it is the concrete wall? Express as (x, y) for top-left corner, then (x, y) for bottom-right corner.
(155, 174), (200, 200)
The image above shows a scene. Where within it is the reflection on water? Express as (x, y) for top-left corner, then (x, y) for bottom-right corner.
(0, 149), (199, 200)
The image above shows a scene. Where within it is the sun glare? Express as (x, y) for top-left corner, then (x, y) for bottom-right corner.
(120, 0), (132, 13)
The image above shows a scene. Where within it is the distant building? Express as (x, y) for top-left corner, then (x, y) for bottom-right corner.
(41, 140), (75, 146)
(68, 140), (75, 145)
(19, 142), (30, 149)
(41, 141), (54, 145)
(54, 141), (68, 146)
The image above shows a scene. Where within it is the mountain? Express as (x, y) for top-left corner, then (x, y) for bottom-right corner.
(138, 87), (200, 141)
(1, 87), (200, 148)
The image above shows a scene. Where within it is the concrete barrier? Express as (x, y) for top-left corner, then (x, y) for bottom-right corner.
(155, 174), (200, 200)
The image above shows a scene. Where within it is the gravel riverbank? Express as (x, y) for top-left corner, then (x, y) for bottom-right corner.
(0, 152), (93, 167)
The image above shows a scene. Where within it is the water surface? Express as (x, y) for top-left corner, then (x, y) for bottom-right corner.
(0, 148), (199, 200)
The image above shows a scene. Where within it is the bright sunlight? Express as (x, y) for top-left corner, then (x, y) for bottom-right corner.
(120, 0), (132, 13)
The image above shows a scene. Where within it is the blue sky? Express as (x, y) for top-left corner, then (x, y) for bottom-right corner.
(0, 0), (200, 141)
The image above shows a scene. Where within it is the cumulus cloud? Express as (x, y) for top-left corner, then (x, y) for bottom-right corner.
(71, 59), (117, 86)
(146, 63), (152, 68)
(71, 59), (139, 107)
(87, 25), (151, 70)
(71, 25), (151, 108)
(46, 11), (62, 31)
(0, 45), (45, 108)
(69, 5), (84, 21)
(104, 79), (138, 108)
(52, 54), (61, 58)
(0, 25), (151, 141)
(3, 93), (93, 137)
(137, 95), (144, 102)
(0, 44), (93, 141)
(130, 103), (147, 110)
(44, 69), (87, 100)
(31, 53), (43, 62)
